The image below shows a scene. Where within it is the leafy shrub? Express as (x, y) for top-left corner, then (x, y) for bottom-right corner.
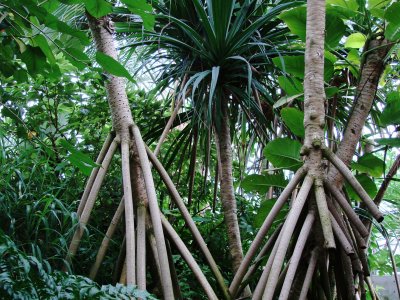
(0, 231), (156, 299)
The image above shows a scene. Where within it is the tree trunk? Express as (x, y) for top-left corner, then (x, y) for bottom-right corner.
(328, 38), (391, 187)
(215, 97), (244, 273)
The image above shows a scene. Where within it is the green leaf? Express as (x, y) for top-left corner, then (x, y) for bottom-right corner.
(385, 22), (400, 41)
(279, 6), (306, 41)
(273, 56), (304, 78)
(277, 76), (303, 96)
(59, 139), (98, 176)
(351, 153), (384, 177)
(95, 52), (135, 82)
(273, 55), (334, 81)
(281, 107), (305, 138)
(279, 7), (346, 48)
(21, 46), (49, 77)
(346, 174), (377, 202)
(384, 2), (400, 24)
(32, 35), (56, 65)
(374, 138), (400, 148)
(84, 0), (112, 18)
(327, 0), (359, 19)
(64, 48), (90, 70)
(241, 174), (288, 194)
(254, 198), (288, 228)
(264, 138), (303, 171)
(121, 0), (155, 31)
(345, 33), (367, 48)
(380, 92), (400, 126)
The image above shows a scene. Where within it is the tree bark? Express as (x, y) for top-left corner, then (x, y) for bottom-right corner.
(214, 97), (244, 273)
(328, 38), (391, 187)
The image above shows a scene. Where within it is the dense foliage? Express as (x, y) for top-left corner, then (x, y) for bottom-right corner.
(0, 0), (399, 299)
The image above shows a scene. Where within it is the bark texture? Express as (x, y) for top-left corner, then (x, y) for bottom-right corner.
(329, 38), (391, 186)
(215, 98), (244, 273)
(86, 14), (134, 141)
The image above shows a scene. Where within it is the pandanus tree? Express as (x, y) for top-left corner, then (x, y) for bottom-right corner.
(125, 0), (302, 273)
(64, 7), (231, 300)
(228, 1), (396, 299)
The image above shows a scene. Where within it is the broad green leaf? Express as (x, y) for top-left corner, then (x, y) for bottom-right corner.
(351, 153), (384, 177)
(264, 138), (303, 171)
(327, 0), (359, 18)
(380, 92), (400, 126)
(345, 33), (367, 48)
(367, 0), (390, 9)
(368, 0), (390, 18)
(281, 107), (305, 138)
(272, 56), (304, 78)
(95, 52), (135, 82)
(385, 22), (400, 41)
(121, 0), (155, 31)
(385, 2), (400, 24)
(254, 198), (288, 228)
(32, 35), (56, 64)
(279, 7), (346, 48)
(346, 174), (377, 202)
(241, 174), (288, 194)
(375, 138), (400, 148)
(279, 7), (306, 42)
(273, 55), (334, 81)
(59, 0), (82, 4)
(325, 14), (346, 48)
(326, 87), (340, 98)
(21, 46), (49, 77)
(84, 0), (112, 18)
(277, 76), (303, 96)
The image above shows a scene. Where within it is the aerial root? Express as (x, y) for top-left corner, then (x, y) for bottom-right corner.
(90, 197), (124, 279)
(121, 140), (136, 285)
(322, 147), (383, 222)
(66, 136), (119, 264)
(279, 212), (315, 300)
(329, 212), (354, 255)
(314, 179), (336, 249)
(130, 125), (174, 299)
(161, 214), (219, 300)
(146, 144), (230, 299)
(324, 181), (369, 237)
(298, 248), (319, 300)
(229, 166), (308, 298)
(77, 133), (114, 216)
(237, 225), (282, 296)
